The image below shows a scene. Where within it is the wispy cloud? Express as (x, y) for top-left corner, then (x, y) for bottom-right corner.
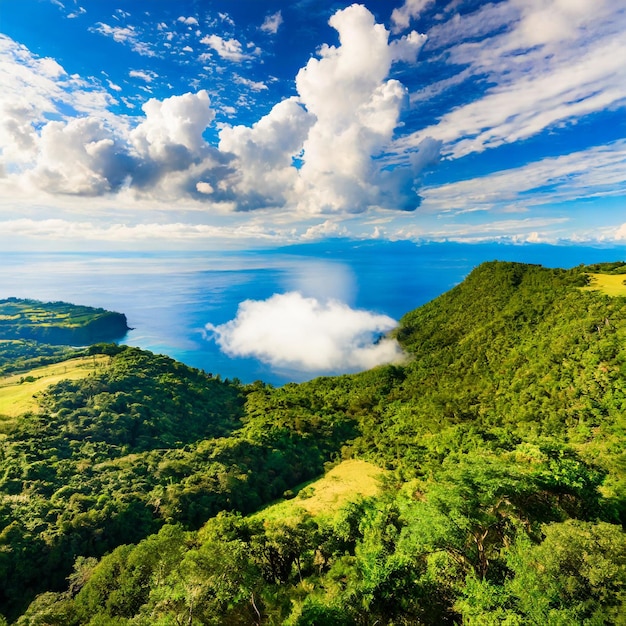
(391, 0), (435, 33)
(400, 0), (626, 158)
(129, 69), (157, 83)
(421, 141), (626, 214)
(67, 6), (86, 19)
(260, 11), (283, 35)
(90, 22), (155, 57)
(0, 218), (288, 244)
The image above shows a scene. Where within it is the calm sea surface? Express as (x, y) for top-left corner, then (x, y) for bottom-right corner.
(1, 241), (624, 385)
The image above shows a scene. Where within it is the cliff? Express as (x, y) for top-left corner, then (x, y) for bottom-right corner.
(0, 297), (130, 346)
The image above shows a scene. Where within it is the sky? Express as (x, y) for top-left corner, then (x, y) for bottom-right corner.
(0, 0), (625, 251)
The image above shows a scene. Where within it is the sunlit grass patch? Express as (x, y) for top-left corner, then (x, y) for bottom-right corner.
(0, 355), (110, 419)
(252, 459), (385, 523)
(582, 273), (626, 297)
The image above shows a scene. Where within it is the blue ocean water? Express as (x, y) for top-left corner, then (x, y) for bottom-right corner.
(0, 241), (624, 385)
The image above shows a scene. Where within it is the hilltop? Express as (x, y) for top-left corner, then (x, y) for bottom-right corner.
(2, 261), (626, 624)
(0, 298), (129, 347)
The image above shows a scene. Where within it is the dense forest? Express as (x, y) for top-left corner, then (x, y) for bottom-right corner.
(2, 261), (626, 624)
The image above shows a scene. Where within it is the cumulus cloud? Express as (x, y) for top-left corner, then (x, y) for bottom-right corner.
(27, 116), (133, 195)
(233, 75), (268, 92)
(1, 7), (436, 214)
(196, 181), (214, 194)
(200, 34), (254, 62)
(2, 80), (223, 198)
(218, 97), (314, 209)
(213, 5), (433, 213)
(177, 16), (199, 26)
(292, 4), (429, 213)
(206, 292), (404, 373)
(131, 90), (215, 164)
(302, 219), (349, 240)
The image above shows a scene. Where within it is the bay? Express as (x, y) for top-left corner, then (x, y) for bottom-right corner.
(0, 240), (624, 385)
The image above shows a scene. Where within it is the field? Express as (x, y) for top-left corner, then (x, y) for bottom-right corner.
(0, 299), (105, 328)
(582, 273), (626, 297)
(252, 459), (385, 523)
(0, 355), (110, 420)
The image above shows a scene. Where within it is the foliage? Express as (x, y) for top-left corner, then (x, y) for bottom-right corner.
(4, 261), (626, 624)
(0, 298), (129, 346)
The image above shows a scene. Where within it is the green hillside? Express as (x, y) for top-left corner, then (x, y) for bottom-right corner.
(0, 299), (129, 346)
(3, 261), (626, 625)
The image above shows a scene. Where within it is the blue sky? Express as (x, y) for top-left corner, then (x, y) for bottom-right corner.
(0, 0), (624, 250)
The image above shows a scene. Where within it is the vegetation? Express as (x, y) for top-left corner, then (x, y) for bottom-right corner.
(0, 299), (129, 346)
(2, 260), (626, 624)
(0, 355), (110, 419)
(582, 273), (626, 297)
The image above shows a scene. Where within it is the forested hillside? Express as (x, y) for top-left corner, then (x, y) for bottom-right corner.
(3, 261), (626, 624)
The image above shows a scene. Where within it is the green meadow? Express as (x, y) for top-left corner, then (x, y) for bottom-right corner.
(582, 272), (626, 297)
(0, 355), (109, 420)
(252, 459), (385, 523)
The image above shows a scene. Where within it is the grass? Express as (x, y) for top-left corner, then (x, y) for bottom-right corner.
(252, 459), (386, 523)
(582, 273), (626, 297)
(0, 355), (110, 419)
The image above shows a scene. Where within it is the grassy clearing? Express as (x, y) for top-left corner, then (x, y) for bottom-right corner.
(0, 355), (110, 419)
(252, 459), (385, 523)
(582, 273), (626, 297)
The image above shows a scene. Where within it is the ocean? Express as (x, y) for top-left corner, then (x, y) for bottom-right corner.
(1, 240), (624, 385)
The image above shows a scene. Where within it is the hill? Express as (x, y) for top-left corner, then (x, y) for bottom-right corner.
(0, 298), (129, 346)
(2, 261), (626, 624)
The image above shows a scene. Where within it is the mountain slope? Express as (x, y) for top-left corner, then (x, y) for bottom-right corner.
(4, 261), (626, 624)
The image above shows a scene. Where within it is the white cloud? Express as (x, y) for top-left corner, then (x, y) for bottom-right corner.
(196, 181), (214, 194)
(218, 97), (314, 210)
(177, 16), (199, 26)
(421, 140), (626, 214)
(67, 6), (86, 19)
(260, 11), (283, 35)
(0, 35), (117, 173)
(233, 75), (268, 92)
(293, 4), (429, 213)
(90, 22), (155, 57)
(391, 0), (435, 33)
(0, 7), (437, 216)
(0, 63), (221, 200)
(302, 219), (349, 240)
(0, 218), (290, 244)
(130, 89), (216, 175)
(200, 34), (254, 62)
(107, 79), (122, 92)
(388, 216), (571, 244)
(206, 291), (404, 373)
(129, 69), (157, 83)
(400, 0), (626, 158)
(26, 116), (131, 195)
